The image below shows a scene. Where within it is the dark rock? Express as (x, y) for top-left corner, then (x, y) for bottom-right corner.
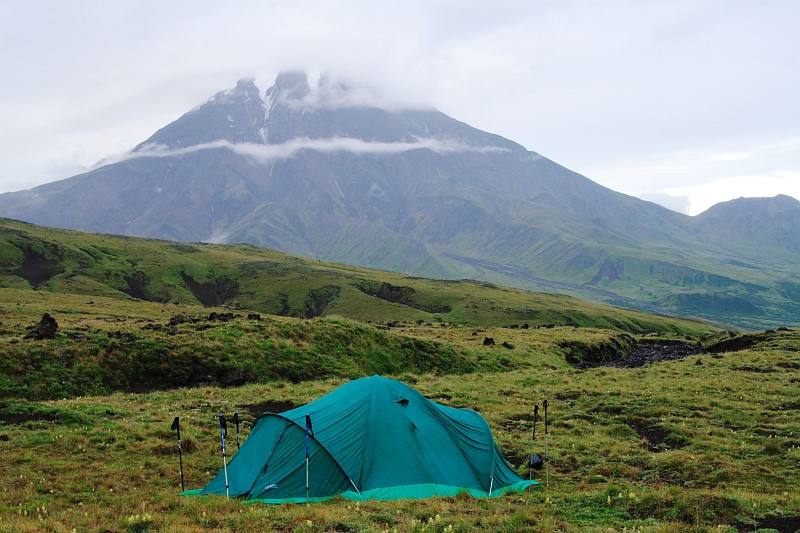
(25, 313), (58, 340)
(501, 341), (515, 349)
(208, 312), (236, 322)
(522, 323), (529, 329)
(169, 314), (197, 326)
(247, 313), (262, 321)
(483, 337), (495, 346)
(570, 339), (702, 369)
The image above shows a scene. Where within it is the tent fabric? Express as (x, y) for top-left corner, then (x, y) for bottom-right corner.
(196, 375), (538, 502)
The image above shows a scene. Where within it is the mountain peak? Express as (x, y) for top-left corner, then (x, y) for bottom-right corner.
(700, 194), (800, 216)
(234, 77), (259, 93)
(268, 70), (311, 102)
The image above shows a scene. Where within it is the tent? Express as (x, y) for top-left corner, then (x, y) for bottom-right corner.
(190, 375), (538, 503)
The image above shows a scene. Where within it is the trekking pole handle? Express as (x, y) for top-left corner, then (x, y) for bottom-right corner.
(543, 400), (549, 434)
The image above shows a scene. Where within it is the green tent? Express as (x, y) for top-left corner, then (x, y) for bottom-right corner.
(191, 376), (537, 503)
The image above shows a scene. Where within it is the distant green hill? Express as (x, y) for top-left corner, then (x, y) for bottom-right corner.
(0, 218), (711, 335)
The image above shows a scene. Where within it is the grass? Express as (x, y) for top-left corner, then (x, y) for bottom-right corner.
(0, 292), (798, 531)
(0, 217), (714, 334)
(0, 288), (716, 401)
(1, 220), (796, 531)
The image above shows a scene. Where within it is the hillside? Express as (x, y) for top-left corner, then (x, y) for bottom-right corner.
(1, 72), (798, 329)
(0, 218), (712, 334)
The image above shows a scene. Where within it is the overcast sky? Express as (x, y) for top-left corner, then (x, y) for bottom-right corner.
(1, 0), (798, 214)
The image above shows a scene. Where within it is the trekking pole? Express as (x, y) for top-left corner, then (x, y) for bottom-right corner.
(215, 415), (230, 499)
(233, 413), (241, 451)
(171, 417), (185, 492)
(543, 399), (549, 487)
(529, 405), (543, 480)
(305, 415), (313, 501)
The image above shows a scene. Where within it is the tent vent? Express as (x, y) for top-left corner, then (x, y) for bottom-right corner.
(397, 398), (409, 407)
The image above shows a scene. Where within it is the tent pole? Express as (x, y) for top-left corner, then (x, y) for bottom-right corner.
(305, 415), (313, 501)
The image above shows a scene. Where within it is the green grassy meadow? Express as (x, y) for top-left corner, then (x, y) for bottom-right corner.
(1, 287), (799, 531)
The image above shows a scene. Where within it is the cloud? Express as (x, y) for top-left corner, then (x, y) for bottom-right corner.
(99, 136), (509, 167)
(664, 170), (800, 215)
(707, 151), (752, 162)
(269, 73), (432, 112)
(638, 192), (691, 214)
(1, 1), (798, 196)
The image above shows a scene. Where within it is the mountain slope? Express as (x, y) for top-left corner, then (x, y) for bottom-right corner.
(694, 194), (800, 254)
(0, 71), (798, 328)
(0, 217), (713, 335)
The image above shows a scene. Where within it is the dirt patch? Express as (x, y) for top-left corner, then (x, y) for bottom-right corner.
(15, 246), (63, 287)
(355, 281), (451, 313)
(240, 400), (297, 418)
(555, 391), (581, 403)
(623, 416), (688, 451)
(770, 400), (800, 411)
(605, 340), (702, 368)
(501, 447), (527, 469)
(0, 411), (60, 425)
(168, 314), (199, 326)
(706, 331), (782, 353)
(429, 394), (475, 410)
(430, 393), (453, 401)
(122, 271), (150, 300)
(733, 365), (777, 373)
(501, 413), (535, 432)
(180, 272), (239, 306)
(208, 312), (237, 322)
(560, 334), (637, 367)
(304, 285), (341, 318)
(570, 339), (701, 369)
(153, 435), (198, 456)
(737, 515), (800, 533)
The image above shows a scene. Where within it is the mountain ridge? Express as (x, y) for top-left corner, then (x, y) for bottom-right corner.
(0, 70), (798, 329)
